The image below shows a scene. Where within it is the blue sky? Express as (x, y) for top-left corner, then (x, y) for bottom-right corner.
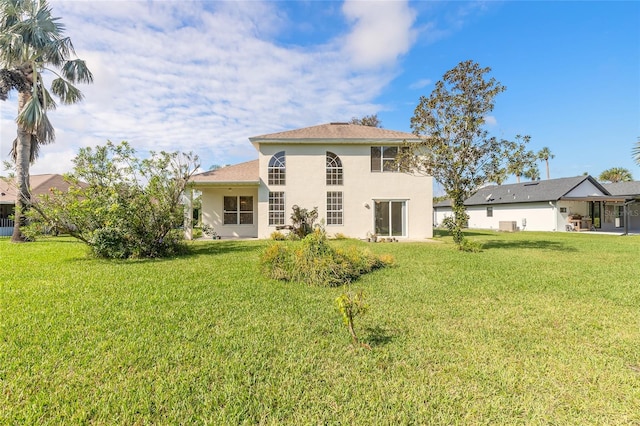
(1, 0), (638, 185)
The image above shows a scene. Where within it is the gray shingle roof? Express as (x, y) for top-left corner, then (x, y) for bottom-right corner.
(602, 181), (640, 196)
(464, 176), (606, 206)
(249, 122), (419, 144)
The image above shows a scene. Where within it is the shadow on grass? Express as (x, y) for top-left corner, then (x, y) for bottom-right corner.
(65, 239), (264, 264)
(363, 325), (395, 347)
(186, 240), (264, 257)
(481, 239), (577, 252)
(434, 229), (496, 238)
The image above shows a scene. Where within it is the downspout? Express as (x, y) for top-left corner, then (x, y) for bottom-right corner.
(549, 201), (557, 231)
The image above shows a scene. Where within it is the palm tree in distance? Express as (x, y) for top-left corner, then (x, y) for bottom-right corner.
(0, 0), (93, 242)
(537, 147), (554, 180)
(598, 167), (633, 183)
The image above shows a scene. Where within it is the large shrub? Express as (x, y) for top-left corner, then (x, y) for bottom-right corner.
(260, 228), (393, 287)
(26, 141), (198, 258)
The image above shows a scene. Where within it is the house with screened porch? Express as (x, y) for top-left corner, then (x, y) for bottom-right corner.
(187, 122), (433, 240)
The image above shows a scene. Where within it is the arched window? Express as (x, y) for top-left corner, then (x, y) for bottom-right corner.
(268, 151), (285, 185)
(326, 151), (343, 185)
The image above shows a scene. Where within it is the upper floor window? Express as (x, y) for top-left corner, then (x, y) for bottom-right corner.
(326, 151), (343, 185)
(371, 146), (406, 172)
(268, 151), (286, 185)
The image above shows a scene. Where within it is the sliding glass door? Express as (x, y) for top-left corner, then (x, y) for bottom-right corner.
(374, 200), (406, 237)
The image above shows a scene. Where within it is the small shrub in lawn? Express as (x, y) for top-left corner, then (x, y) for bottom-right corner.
(260, 228), (393, 286)
(270, 231), (287, 241)
(460, 239), (483, 252)
(335, 289), (368, 347)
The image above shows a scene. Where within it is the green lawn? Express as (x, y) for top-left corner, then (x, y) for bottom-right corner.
(1, 231), (639, 424)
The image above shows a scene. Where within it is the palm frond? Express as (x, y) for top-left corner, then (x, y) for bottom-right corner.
(16, 94), (55, 143)
(61, 59), (93, 84)
(50, 77), (83, 104)
(633, 138), (640, 166)
(10, 133), (44, 164)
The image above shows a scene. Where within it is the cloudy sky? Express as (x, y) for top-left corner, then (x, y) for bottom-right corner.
(1, 0), (638, 182)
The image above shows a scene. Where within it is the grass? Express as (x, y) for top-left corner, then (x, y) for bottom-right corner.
(1, 231), (639, 424)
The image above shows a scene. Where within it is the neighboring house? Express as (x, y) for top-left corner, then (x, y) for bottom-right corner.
(0, 174), (74, 237)
(188, 122), (433, 240)
(433, 175), (637, 233)
(601, 181), (640, 234)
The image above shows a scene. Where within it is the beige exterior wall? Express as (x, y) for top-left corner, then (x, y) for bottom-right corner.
(200, 186), (259, 238)
(257, 144), (433, 240)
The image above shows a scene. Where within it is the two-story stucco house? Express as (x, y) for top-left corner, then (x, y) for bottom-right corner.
(188, 122), (433, 240)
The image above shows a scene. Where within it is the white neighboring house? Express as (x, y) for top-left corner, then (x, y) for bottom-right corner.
(433, 175), (637, 234)
(188, 122), (433, 240)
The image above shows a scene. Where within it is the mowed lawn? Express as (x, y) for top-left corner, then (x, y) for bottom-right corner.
(1, 231), (639, 424)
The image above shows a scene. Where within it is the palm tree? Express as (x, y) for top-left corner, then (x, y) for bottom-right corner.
(598, 167), (633, 183)
(0, 0), (93, 242)
(537, 147), (554, 180)
(507, 142), (538, 183)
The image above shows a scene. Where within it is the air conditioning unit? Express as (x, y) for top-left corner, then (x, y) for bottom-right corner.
(499, 221), (518, 232)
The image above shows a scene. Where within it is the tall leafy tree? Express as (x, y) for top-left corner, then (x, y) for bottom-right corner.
(0, 0), (93, 242)
(399, 60), (533, 248)
(506, 137), (538, 183)
(349, 114), (382, 128)
(598, 167), (633, 183)
(537, 146), (555, 179)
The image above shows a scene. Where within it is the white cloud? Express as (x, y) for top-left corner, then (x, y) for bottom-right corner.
(341, 0), (417, 69)
(409, 79), (432, 90)
(484, 115), (498, 126)
(2, 1), (406, 174)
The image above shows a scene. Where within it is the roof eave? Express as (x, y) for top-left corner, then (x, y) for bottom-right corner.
(188, 181), (260, 188)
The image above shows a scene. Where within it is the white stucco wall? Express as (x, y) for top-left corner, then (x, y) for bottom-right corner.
(467, 202), (556, 231)
(257, 144), (433, 240)
(434, 206), (453, 227)
(200, 186), (259, 238)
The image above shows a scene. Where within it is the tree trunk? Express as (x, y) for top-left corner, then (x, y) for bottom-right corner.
(545, 160), (550, 180)
(11, 91), (32, 243)
(451, 191), (467, 247)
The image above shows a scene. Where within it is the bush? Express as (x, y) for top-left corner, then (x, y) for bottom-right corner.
(459, 239), (483, 252)
(91, 227), (131, 259)
(260, 228), (393, 287)
(270, 231), (287, 241)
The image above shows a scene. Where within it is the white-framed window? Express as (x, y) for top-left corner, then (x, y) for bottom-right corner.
(327, 191), (343, 225)
(371, 146), (406, 172)
(326, 151), (343, 185)
(269, 191), (285, 226)
(486, 206), (493, 217)
(268, 151), (286, 185)
(223, 196), (253, 225)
